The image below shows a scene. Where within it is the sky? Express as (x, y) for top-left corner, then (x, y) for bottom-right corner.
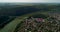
(0, 0), (60, 3)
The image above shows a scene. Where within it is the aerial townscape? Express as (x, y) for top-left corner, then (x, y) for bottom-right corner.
(14, 14), (60, 32)
(0, 3), (60, 32)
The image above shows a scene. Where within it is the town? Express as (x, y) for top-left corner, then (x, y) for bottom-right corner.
(15, 14), (60, 32)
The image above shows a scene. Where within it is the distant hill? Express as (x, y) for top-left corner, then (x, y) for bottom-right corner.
(0, 3), (60, 16)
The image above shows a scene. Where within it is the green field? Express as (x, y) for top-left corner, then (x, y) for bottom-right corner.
(0, 11), (49, 32)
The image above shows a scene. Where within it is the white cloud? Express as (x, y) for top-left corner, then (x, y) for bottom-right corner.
(0, 0), (60, 3)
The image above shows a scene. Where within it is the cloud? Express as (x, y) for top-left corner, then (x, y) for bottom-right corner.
(0, 0), (60, 3)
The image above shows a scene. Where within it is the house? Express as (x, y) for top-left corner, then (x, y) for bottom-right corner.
(26, 17), (45, 22)
(35, 18), (45, 22)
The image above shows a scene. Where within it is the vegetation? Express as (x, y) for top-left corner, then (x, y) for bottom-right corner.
(0, 3), (60, 32)
(0, 3), (60, 16)
(0, 16), (16, 29)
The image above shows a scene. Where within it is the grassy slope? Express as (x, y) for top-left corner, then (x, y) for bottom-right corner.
(0, 11), (49, 32)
